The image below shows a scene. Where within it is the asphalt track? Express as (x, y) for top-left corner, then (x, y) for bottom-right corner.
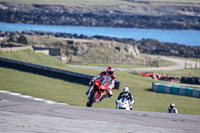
(0, 92), (200, 133)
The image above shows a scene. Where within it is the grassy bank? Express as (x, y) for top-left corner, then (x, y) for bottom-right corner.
(0, 67), (87, 106)
(1, 66), (200, 115)
(152, 69), (200, 78)
(0, 49), (65, 68)
(0, 50), (200, 115)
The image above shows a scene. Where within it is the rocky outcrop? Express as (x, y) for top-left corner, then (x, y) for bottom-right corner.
(64, 39), (140, 64)
(0, 2), (200, 29)
(0, 31), (140, 64)
(92, 35), (200, 58)
(137, 39), (200, 58)
(8, 35), (28, 44)
(0, 30), (199, 58)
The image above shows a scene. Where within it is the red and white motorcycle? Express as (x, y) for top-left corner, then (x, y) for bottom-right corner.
(86, 77), (110, 107)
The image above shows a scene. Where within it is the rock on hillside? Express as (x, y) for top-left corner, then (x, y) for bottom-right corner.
(0, 2), (200, 29)
(1, 33), (140, 64)
(64, 39), (140, 64)
(0, 30), (199, 58)
(137, 39), (200, 58)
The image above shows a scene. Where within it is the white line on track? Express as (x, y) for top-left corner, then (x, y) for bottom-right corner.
(0, 90), (68, 105)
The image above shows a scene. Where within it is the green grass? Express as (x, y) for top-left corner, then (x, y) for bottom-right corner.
(0, 50), (200, 115)
(153, 69), (200, 77)
(70, 63), (153, 68)
(167, 55), (200, 62)
(1, 66), (200, 115)
(0, 49), (78, 71)
(69, 53), (176, 68)
(140, 54), (200, 77)
(0, 67), (87, 106)
(0, 49), (64, 67)
(0, 49), (103, 75)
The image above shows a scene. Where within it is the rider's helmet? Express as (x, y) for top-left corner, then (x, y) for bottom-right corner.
(106, 66), (114, 75)
(169, 102), (175, 109)
(123, 87), (129, 94)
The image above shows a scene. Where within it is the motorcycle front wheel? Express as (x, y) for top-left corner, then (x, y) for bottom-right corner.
(86, 92), (98, 107)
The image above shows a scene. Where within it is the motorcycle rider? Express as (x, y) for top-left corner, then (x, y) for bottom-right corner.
(166, 102), (178, 114)
(86, 66), (116, 102)
(116, 87), (135, 110)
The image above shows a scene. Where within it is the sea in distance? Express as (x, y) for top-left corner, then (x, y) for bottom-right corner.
(0, 22), (200, 46)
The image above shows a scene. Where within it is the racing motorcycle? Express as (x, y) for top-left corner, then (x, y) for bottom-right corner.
(116, 98), (131, 110)
(86, 77), (110, 107)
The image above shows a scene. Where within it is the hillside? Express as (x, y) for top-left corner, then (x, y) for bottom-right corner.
(0, 0), (200, 29)
(0, 33), (146, 65)
(1, 30), (200, 58)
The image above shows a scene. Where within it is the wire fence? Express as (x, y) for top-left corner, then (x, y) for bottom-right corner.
(66, 55), (160, 67)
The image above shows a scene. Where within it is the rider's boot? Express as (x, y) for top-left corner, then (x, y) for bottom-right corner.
(85, 89), (89, 95)
(99, 94), (108, 102)
(85, 87), (90, 95)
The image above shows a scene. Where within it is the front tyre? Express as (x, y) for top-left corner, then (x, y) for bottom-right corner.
(86, 92), (98, 107)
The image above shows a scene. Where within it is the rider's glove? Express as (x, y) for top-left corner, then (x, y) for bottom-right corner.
(89, 78), (95, 86)
(89, 81), (93, 86)
(116, 100), (119, 105)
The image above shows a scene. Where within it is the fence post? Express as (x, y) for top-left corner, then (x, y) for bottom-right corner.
(157, 60), (160, 67)
(185, 61), (187, 69)
(195, 60), (197, 70)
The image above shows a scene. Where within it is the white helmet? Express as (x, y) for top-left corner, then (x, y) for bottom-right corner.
(123, 87), (129, 94)
(170, 102), (175, 108)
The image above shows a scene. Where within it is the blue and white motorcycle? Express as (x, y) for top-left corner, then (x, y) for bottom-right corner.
(116, 98), (132, 110)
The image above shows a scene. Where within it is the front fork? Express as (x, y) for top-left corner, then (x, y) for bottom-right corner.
(88, 91), (103, 103)
(95, 93), (103, 102)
